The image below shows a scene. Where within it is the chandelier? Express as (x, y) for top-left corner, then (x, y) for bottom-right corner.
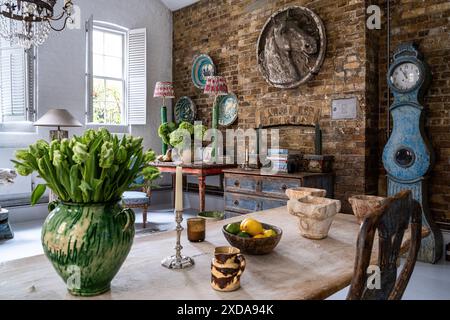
(0, 0), (74, 49)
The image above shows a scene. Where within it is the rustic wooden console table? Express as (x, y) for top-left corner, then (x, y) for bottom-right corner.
(152, 162), (236, 212)
(223, 168), (334, 216)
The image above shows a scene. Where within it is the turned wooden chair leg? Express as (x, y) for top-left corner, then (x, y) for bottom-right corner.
(143, 205), (148, 229)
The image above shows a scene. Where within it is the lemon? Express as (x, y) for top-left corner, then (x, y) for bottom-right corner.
(253, 234), (265, 239)
(239, 218), (251, 231)
(263, 229), (277, 238)
(240, 218), (264, 236)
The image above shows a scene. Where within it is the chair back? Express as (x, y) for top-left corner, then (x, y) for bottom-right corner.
(347, 190), (422, 300)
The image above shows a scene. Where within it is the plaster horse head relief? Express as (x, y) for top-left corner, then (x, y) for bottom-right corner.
(257, 7), (326, 89)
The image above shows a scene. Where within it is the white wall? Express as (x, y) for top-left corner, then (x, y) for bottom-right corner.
(0, 0), (173, 152)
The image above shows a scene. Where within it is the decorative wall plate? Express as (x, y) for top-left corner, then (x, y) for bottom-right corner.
(191, 54), (216, 89)
(174, 96), (196, 123)
(215, 93), (238, 126)
(257, 6), (327, 89)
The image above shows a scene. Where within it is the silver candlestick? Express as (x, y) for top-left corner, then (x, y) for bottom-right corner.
(161, 210), (195, 269)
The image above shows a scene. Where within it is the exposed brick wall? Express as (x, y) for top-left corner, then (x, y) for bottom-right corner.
(377, 0), (450, 228)
(173, 0), (377, 212)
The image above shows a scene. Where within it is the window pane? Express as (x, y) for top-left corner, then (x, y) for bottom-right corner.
(93, 78), (106, 103)
(104, 32), (123, 58)
(92, 78), (123, 125)
(105, 102), (122, 125)
(93, 30), (104, 55)
(93, 53), (104, 77)
(93, 101), (106, 124)
(105, 79), (123, 103)
(90, 25), (126, 125)
(103, 56), (123, 78)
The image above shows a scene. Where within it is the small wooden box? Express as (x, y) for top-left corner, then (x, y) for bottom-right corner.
(303, 155), (334, 173)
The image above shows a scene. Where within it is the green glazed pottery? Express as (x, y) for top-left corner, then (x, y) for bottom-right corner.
(191, 54), (216, 89)
(215, 93), (238, 127)
(174, 96), (196, 124)
(41, 201), (135, 297)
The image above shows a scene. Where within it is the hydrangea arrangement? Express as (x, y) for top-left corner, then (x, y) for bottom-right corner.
(12, 128), (158, 205)
(168, 122), (208, 149)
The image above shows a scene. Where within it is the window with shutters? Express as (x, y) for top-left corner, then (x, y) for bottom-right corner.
(0, 37), (36, 131)
(86, 20), (147, 126)
(90, 23), (126, 125)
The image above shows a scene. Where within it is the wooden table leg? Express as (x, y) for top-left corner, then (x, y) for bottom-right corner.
(198, 175), (206, 212)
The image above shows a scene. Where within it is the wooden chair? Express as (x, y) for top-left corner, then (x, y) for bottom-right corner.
(122, 176), (152, 229)
(347, 190), (422, 300)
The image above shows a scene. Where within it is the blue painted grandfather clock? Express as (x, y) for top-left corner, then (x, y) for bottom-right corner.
(383, 43), (443, 263)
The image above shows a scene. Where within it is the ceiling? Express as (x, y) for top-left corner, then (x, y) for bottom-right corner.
(160, 0), (199, 11)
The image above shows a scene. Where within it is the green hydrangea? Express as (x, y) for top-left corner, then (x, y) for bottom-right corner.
(194, 124), (208, 140)
(158, 122), (177, 146)
(169, 128), (191, 149)
(179, 122), (194, 135)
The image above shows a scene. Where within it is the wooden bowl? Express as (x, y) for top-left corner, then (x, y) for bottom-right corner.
(222, 222), (283, 255)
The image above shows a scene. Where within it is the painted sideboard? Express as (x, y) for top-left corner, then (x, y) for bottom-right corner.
(223, 169), (334, 216)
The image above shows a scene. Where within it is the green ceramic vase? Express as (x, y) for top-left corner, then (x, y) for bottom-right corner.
(41, 201), (135, 297)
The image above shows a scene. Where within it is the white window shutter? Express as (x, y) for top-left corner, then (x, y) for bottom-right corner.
(127, 28), (147, 125)
(0, 45), (27, 122)
(26, 47), (36, 121)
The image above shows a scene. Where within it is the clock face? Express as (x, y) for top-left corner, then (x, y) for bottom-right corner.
(390, 62), (421, 91)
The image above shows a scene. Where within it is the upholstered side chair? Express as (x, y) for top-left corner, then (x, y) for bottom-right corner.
(122, 176), (153, 229)
(347, 190), (423, 300)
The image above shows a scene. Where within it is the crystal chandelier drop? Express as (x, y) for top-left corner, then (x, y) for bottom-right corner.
(0, 0), (74, 49)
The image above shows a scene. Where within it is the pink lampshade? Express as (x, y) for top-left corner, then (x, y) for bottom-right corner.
(154, 82), (175, 98)
(203, 76), (228, 96)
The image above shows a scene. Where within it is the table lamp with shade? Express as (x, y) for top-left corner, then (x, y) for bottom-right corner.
(154, 82), (175, 155)
(204, 76), (228, 162)
(34, 109), (82, 141)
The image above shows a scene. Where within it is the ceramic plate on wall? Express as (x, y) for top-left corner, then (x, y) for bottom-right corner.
(175, 96), (196, 123)
(216, 93), (238, 126)
(191, 54), (216, 89)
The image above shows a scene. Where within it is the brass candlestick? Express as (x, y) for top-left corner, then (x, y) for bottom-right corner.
(161, 210), (195, 269)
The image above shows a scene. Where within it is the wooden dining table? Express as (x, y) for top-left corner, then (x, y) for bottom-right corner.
(0, 206), (366, 300)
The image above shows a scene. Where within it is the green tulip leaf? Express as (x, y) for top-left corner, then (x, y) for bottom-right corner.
(31, 184), (47, 206)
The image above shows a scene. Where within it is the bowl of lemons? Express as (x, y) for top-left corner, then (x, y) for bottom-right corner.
(222, 218), (282, 255)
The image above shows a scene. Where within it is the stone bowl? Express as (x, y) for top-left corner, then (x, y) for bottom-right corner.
(286, 187), (327, 200)
(198, 211), (225, 222)
(348, 195), (387, 224)
(222, 223), (283, 255)
(288, 196), (341, 240)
